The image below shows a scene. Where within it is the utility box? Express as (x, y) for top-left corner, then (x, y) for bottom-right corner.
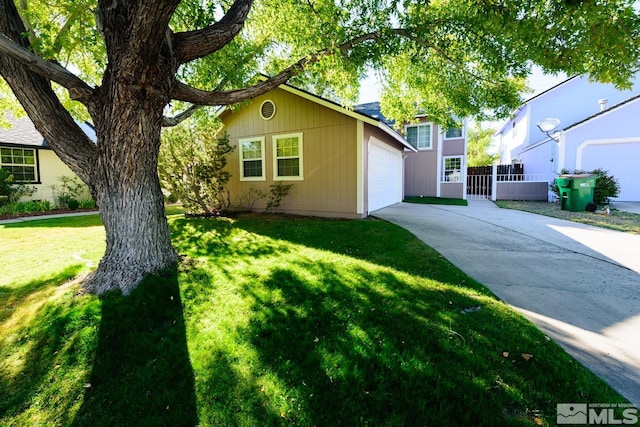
(555, 174), (597, 212)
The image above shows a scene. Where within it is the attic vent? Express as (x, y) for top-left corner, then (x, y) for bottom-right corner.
(260, 100), (276, 120)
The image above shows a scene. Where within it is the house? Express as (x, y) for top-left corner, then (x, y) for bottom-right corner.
(219, 83), (468, 218)
(0, 112), (94, 204)
(497, 73), (640, 201)
(354, 103), (468, 200)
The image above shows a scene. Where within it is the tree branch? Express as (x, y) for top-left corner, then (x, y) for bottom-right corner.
(0, 33), (95, 101)
(162, 104), (204, 127)
(170, 31), (383, 106)
(173, 0), (254, 64)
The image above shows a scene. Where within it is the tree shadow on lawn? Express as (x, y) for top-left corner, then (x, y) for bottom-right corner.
(71, 269), (198, 427)
(180, 216), (622, 425)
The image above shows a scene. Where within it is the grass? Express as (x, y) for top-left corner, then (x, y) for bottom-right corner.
(495, 200), (640, 235)
(0, 211), (633, 426)
(404, 196), (468, 206)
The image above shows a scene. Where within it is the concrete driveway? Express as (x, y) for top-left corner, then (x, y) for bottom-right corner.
(373, 200), (640, 406)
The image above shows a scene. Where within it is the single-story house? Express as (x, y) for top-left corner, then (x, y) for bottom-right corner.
(0, 112), (93, 205)
(497, 73), (640, 201)
(219, 83), (468, 218)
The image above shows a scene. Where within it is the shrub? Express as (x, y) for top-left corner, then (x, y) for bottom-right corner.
(0, 168), (34, 205)
(51, 175), (92, 208)
(158, 116), (234, 215)
(552, 168), (620, 206)
(265, 182), (293, 213)
(67, 198), (80, 210)
(236, 187), (266, 212)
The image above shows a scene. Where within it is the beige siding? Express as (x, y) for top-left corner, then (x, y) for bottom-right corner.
(222, 88), (361, 218)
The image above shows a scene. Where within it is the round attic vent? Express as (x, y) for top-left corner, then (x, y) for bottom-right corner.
(260, 100), (276, 120)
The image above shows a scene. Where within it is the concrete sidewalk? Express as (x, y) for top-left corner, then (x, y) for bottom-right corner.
(374, 200), (640, 406)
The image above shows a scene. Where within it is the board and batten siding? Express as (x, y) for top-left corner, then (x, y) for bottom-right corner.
(222, 88), (361, 218)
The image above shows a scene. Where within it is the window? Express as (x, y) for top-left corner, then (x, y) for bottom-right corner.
(239, 137), (265, 181)
(442, 156), (462, 182)
(445, 125), (463, 139)
(1, 147), (38, 183)
(273, 133), (303, 180)
(405, 123), (432, 150)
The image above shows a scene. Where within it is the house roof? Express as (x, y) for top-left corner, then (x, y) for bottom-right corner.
(352, 102), (395, 127)
(0, 113), (46, 147)
(0, 112), (97, 148)
(562, 93), (640, 132)
(220, 79), (417, 152)
(496, 75), (579, 134)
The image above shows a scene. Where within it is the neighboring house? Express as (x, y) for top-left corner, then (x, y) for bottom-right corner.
(220, 82), (468, 218)
(354, 103), (468, 200)
(0, 112), (94, 204)
(497, 73), (640, 201)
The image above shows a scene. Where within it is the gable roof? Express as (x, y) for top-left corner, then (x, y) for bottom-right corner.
(220, 79), (417, 152)
(0, 113), (46, 147)
(0, 112), (97, 148)
(563, 93), (640, 132)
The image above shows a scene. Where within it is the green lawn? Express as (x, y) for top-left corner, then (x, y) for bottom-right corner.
(404, 196), (468, 206)
(0, 211), (631, 426)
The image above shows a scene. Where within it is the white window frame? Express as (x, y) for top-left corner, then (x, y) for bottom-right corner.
(273, 132), (304, 181)
(405, 123), (433, 150)
(239, 137), (266, 181)
(0, 146), (38, 183)
(444, 124), (464, 140)
(442, 156), (463, 183)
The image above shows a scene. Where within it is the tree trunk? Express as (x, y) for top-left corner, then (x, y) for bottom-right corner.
(84, 136), (178, 295)
(83, 83), (178, 295)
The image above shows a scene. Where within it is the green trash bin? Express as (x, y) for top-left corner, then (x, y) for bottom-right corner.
(555, 174), (597, 212)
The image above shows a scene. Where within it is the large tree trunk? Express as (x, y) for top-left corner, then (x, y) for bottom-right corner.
(84, 17), (180, 294)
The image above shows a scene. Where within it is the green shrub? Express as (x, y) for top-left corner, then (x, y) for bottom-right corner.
(67, 198), (80, 210)
(552, 168), (620, 206)
(158, 117), (234, 215)
(0, 168), (35, 205)
(265, 182), (293, 213)
(0, 199), (52, 216)
(79, 199), (97, 209)
(51, 175), (92, 208)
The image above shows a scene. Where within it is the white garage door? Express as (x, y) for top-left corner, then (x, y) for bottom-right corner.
(368, 138), (403, 212)
(580, 141), (640, 201)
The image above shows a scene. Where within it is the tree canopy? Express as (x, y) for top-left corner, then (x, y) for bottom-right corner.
(1, 0), (639, 294)
(3, 0), (639, 126)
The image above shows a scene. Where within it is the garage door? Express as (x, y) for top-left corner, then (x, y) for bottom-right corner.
(580, 140), (640, 201)
(368, 137), (403, 212)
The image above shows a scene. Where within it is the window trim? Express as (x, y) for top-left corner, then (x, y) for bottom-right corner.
(442, 155), (463, 183)
(238, 137), (266, 181)
(0, 145), (40, 184)
(405, 122), (433, 150)
(272, 132), (304, 181)
(444, 124), (464, 140)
